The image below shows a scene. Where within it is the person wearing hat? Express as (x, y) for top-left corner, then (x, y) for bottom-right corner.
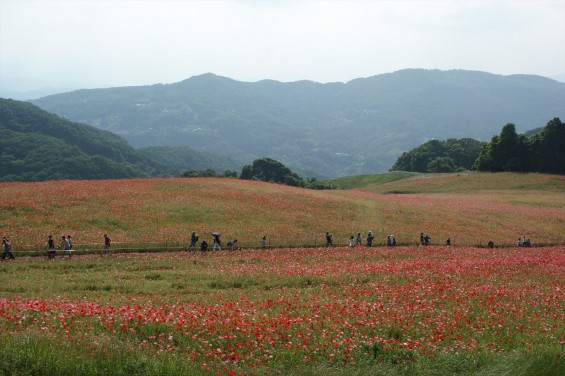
(212, 233), (221, 251)
(2, 236), (15, 260)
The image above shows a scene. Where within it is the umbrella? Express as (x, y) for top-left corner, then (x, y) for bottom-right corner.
(212, 232), (221, 236)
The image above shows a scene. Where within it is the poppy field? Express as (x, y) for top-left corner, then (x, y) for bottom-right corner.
(0, 174), (564, 375)
(1, 173), (564, 250)
(0, 246), (563, 375)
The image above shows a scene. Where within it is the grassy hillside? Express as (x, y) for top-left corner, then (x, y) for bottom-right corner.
(1, 173), (563, 374)
(330, 171), (422, 189)
(356, 171), (565, 194)
(1, 173), (563, 250)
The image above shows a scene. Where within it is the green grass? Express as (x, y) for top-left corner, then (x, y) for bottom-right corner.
(356, 171), (565, 194)
(1, 334), (563, 376)
(329, 171), (422, 189)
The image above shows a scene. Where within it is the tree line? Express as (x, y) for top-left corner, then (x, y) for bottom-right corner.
(391, 118), (565, 174)
(473, 118), (564, 173)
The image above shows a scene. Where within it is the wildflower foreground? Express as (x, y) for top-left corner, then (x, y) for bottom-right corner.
(0, 246), (563, 375)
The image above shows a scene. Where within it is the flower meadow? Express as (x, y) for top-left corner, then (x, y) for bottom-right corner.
(1, 175), (564, 374)
(0, 246), (563, 375)
(1, 175), (564, 251)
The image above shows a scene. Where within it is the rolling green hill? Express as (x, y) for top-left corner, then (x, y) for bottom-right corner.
(31, 69), (565, 178)
(0, 98), (176, 181)
(329, 171), (422, 189)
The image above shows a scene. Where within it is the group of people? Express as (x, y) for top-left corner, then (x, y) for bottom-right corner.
(1, 229), (534, 261)
(327, 231), (400, 248)
(189, 232), (240, 252)
(47, 235), (74, 258)
(517, 237), (531, 247)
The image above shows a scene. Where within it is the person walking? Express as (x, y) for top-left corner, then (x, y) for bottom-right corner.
(325, 232), (333, 247)
(212, 233), (221, 251)
(103, 234), (111, 253)
(61, 235), (72, 257)
(356, 232), (363, 246)
(67, 235), (73, 251)
(190, 232), (199, 249)
(47, 235), (55, 259)
(261, 236), (267, 248)
(349, 236), (355, 247)
(366, 231), (374, 247)
(1, 236), (15, 260)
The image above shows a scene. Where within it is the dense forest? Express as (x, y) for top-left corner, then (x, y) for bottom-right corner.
(474, 118), (565, 173)
(0, 99), (173, 181)
(32, 69), (565, 178)
(390, 118), (565, 174)
(390, 138), (484, 173)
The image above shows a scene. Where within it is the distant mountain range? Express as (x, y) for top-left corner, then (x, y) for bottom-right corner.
(30, 69), (565, 178)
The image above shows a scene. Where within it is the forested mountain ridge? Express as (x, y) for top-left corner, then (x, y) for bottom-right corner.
(31, 69), (565, 178)
(0, 99), (175, 181)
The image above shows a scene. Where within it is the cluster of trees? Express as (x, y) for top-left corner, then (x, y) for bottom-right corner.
(390, 138), (485, 173)
(391, 118), (564, 174)
(239, 158), (335, 189)
(181, 169), (238, 178)
(474, 118), (565, 173)
(182, 158), (335, 189)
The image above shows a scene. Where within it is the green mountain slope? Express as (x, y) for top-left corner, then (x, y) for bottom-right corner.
(31, 69), (565, 178)
(0, 99), (174, 181)
(139, 146), (244, 173)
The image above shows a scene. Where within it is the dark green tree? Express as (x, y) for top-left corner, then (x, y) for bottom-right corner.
(240, 158), (303, 185)
(391, 138), (483, 173)
(474, 123), (529, 172)
(528, 118), (565, 173)
(427, 157), (458, 173)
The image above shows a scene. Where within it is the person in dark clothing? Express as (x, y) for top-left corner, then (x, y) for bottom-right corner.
(423, 234), (431, 246)
(200, 240), (208, 252)
(103, 234), (111, 253)
(487, 240), (494, 248)
(2, 237), (15, 260)
(190, 232), (199, 248)
(47, 235), (55, 259)
(325, 232), (333, 247)
(366, 231), (374, 247)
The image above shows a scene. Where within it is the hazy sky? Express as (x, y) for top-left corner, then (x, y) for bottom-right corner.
(1, 0), (564, 92)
